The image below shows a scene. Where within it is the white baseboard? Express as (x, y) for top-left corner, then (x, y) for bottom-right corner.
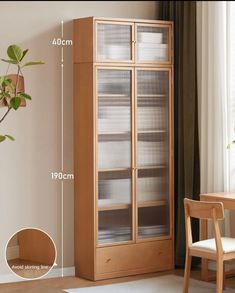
(6, 245), (19, 260)
(0, 266), (75, 284)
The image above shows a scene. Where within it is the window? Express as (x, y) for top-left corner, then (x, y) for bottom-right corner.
(228, 2), (235, 191)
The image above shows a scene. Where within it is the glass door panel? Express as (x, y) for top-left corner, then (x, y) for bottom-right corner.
(136, 69), (170, 239)
(97, 68), (133, 244)
(98, 170), (132, 207)
(138, 206), (169, 239)
(99, 209), (132, 244)
(137, 69), (169, 167)
(98, 133), (131, 169)
(138, 168), (167, 204)
(98, 69), (131, 169)
(97, 22), (133, 62)
(138, 132), (167, 167)
(137, 25), (170, 63)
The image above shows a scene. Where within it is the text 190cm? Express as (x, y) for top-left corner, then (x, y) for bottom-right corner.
(51, 172), (74, 180)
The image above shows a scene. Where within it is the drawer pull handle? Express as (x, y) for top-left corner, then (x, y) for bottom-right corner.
(106, 258), (111, 263)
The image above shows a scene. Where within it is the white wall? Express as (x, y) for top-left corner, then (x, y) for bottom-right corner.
(0, 1), (158, 278)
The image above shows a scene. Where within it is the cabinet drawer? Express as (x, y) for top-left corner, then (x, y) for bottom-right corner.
(96, 240), (173, 275)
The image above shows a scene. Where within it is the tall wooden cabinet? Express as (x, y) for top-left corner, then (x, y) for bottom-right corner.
(74, 17), (174, 281)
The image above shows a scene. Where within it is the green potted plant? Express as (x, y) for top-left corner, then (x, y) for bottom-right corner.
(0, 44), (44, 142)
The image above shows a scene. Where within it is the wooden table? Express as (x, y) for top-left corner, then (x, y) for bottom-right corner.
(200, 192), (235, 281)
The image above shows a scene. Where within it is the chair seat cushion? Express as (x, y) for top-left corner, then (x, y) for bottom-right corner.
(191, 237), (235, 253)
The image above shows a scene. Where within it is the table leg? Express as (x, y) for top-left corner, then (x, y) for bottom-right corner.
(201, 218), (209, 281)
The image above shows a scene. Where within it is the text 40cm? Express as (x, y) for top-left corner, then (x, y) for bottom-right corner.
(51, 172), (74, 180)
(52, 38), (73, 46)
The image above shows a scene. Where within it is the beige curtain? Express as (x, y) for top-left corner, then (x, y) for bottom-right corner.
(197, 2), (235, 266)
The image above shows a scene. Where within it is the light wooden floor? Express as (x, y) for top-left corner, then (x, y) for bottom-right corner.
(0, 269), (234, 293)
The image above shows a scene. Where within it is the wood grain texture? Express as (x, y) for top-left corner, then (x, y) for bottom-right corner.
(74, 63), (95, 279)
(18, 229), (55, 265)
(96, 240), (173, 279)
(185, 198), (224, 220)
(201, 193), (235, 210)
(74, 17), (94, 63)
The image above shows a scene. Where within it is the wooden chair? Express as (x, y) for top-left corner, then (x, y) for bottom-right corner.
(183, 198), (235, 293)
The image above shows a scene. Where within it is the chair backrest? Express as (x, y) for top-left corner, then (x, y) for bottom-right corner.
(184, 198), (224, 220)
(184, 198), (224, 253)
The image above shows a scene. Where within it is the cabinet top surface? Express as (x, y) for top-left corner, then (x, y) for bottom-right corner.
(73, 16), (173, 25)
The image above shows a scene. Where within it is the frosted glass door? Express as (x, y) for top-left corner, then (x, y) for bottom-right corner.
(137, 25), (170, 63)
(137, 70), (169, 167)
(97, 69), (132, 169)
(97, 68), (133, 245)
(136, 69), (170, 239)
(97, 22), (133, 62)
(98, 170), (132, 244)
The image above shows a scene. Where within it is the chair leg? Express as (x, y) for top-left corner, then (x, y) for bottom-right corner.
(183, 251), (192, 293)
(216, 259), (224, 293)
(223, 262), (226, 290)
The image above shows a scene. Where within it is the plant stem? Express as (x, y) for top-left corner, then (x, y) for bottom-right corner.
(0, 107), (11, 124)
(15, 65), (20, 96)
(0, 64), (21, 125)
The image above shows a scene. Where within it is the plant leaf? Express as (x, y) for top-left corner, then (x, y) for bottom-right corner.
(7, 45), (23, 62)
(0, 58), (18, 64)
(2, 79), (12, 86)
(22, 61), (45, 67)
(20, 49), (29, 61)
(10, 96), (21, 110)
(5, 134), (15, 141)
(2, 92), (11, 98)
(0, 76), (4, 84)
(0, 135), (6, 142)
(18, 92), (31, 100)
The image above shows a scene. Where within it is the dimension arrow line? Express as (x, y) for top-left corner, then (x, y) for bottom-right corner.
(61, 20), (64, 38)
(62, 47), (64, 63)
(61, 19), (64, 278)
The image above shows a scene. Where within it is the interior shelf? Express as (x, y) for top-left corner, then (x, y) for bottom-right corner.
(137, 165), (167, 170)
(98, 168), (131, 172)
(138, 200), (167, 208)
(98, 200), (167, 211)
(98, 203), (130, 211)
(137, 94), (167, 98)
(98, 94), (129, 97)
(138, 129), (167, 134)
(99, 131), (131, 135)
(98, 166), (167, 172)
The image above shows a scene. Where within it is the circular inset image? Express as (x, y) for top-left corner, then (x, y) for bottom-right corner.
(6, 228), (56, 280)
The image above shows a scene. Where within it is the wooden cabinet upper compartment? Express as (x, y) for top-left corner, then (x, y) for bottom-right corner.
(74, 17), (173, 64)
(96, 21), (134, 62)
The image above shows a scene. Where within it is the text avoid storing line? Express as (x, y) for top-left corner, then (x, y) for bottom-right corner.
(51, 172), (74, 180)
